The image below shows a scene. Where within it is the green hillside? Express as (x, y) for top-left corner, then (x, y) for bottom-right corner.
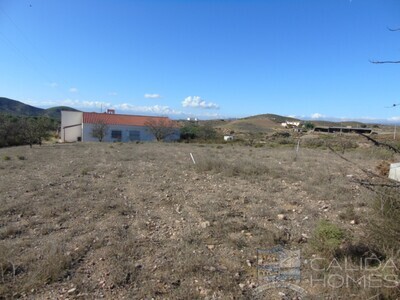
(0, 97), (78, 120)
(43, 106), (79, 120)
(244, 113), (301, 123)
(0, 97), (43, 116)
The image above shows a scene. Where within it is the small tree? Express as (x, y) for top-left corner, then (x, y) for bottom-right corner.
(145, 118), (177, 141)
(180, 123), (199, 140)
(303, 122), (315, 131)
(91, 120), (108, 142)
(19, 117), (54, 148)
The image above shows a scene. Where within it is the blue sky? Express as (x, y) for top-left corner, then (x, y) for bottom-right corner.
(0, 0), (399, 121)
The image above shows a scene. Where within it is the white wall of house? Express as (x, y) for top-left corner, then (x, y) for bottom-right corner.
(61, 111), (83, 142)
(82, 123), (180, 142)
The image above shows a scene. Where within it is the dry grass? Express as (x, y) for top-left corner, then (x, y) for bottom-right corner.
(0, 141), (399, 298)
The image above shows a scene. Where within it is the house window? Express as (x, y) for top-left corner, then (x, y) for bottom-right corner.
(111, 130), (122, 140)
(129, 130), (140, 141)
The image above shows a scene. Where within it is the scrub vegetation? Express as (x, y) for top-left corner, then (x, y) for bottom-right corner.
(0, 136), (399, 299)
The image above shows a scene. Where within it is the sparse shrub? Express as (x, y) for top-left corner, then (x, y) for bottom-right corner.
(254, 143), (264, 148)
(369, 186), (400, 253)
(275, 137), (295, 145)
(17, 155), (26, 160)
(310, 220), (345, 257)
(81, 168), (89, 175)
(338, 205), (359, 223)
(302, 136), (358, 152)
(302, 138), (326, 149)
(376, 160), (391, 176)
(216, 145), (223, 149)
(272, 131), (291, 139)
(365, 147), (394, 160)
(2, 155), (11, 161)
(268, 131), (295, 146)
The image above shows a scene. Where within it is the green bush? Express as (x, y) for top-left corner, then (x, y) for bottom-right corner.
(180, 123), (217, 141)
(0, 113), (57, 148)
(310, 220), (345, 257)
(303, 122), (315, 130)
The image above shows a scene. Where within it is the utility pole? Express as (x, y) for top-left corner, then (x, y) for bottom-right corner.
(386, 103), (399, 140)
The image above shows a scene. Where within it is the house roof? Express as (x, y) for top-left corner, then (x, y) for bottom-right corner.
(83, 112), (177, 127)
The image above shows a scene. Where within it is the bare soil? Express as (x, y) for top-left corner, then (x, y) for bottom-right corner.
(0, 141), (398, 299)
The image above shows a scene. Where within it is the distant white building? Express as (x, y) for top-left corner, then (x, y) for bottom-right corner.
(61, 110), (180, 142)
(281, 121), (301, 128)
(224, 135), (234, 141)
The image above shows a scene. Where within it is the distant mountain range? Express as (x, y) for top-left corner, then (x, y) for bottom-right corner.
(0, 97), (78, 120)
(1, 97), (392, 129)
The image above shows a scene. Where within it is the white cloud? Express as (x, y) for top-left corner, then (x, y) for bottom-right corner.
(311, 113), (325, 119)
(49, 82), (58, 88)
(182, 96), (219, 109)
(81, 101), (111, 109)
(389, 116), (400, 122)
(144, 93), (161, 99)
(116, 103), (182, 115)
(108, 92), (118, 96)
(69, 87), (78, 93)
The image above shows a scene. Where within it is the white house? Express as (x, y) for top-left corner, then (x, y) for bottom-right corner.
(281, 121), (301, 128)
(61, 110), (180, 142)
(224, 135), (234, 141)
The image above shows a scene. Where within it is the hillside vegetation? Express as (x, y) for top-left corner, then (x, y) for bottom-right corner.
(0, 97), (78, 120)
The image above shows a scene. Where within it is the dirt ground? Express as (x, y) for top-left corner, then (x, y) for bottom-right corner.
(0, 141), (398, 299)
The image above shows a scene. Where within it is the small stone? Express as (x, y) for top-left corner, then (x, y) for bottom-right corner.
(67, 288), (77, 294)
(350, 220), (357, 225)
(203, 266), (216, 272)
(277, 214), (287, 220)
(200, 221), (210, 228)
(207, 244), (215, 250)
(239, 283), (245, 289)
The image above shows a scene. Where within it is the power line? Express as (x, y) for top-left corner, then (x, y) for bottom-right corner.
(0, 6), (71, 100)
(0, 6), (53, 71)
